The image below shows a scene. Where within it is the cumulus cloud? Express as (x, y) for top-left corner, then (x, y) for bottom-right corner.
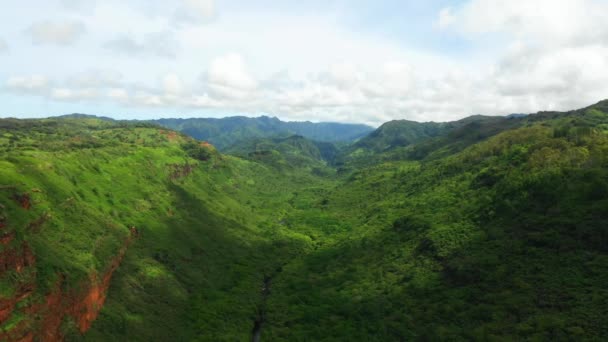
(25, 20), (86, 46)
(4, 42), (606, 126)
(175, 0), (215, 24)
(51, 88), (99, 101)
(207, 53), (257, 99)
(107, 88), (129, 103)
(3, 71), (129, 104)
(437, 0), (608, 46)
(104, 31), (179, 58)
(67, 69), (123, 88)
(425, 0), (608, 120)
(133, 91), (164, 107)
(6, 75), (51, 94)
(489, 44), (608, 109)
(163, 73), (184, 95)
(2, 1), (607, 124)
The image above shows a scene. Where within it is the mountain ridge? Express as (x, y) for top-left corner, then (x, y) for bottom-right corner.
(153, 116), (374, 149)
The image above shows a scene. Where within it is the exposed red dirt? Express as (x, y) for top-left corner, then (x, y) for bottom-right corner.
(0, 240), (36, 338)
(0, 229), (137, 341)
(160, 129), (179, 142)
(0, 241), (34, 275)
(12, 193), (31, 210)
(0, 231), (14, 245)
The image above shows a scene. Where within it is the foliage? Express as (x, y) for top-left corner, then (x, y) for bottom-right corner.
(154, 116), (374, 150)
(1, 100), (608, 341)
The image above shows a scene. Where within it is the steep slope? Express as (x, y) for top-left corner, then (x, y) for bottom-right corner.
(225, 135), (339, 173)
(340, 115), (526, 167)
(353, 119), (449, 152)
(264, 102), (608, 340)
(0, 118), (330, 341)
(154, 116), (373, 149)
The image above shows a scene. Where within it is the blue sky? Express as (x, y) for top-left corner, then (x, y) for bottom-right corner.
(1, 0), (607, 125)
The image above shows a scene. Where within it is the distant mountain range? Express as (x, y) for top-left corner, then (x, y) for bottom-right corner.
(54, 113), (537, 153)
(56, 114), (375, 150)
(153, 116), (374, 150)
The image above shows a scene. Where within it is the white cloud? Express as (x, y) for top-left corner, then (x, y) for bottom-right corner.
(67, 69), (123, 88)
(107, 88), (129, 102)
(51, 87), (98, 101)
(25, 20), (86, 46)
(175, 0), (215, 25)
(133, 92), (164, 107)
(207, 53), (257, 99)
(490, 44), (608, 107)
(4, 40), (606, 125)
(104, 31), (179, 58)
(184, 0), (214, 18)
(2, 1), (607, 125)
(424, 0), (608, 121)
(436, 8), (455, 29)
(163, 73), (183, 95)
(6, 75), (50, 94)
(437, 0), (608, 46)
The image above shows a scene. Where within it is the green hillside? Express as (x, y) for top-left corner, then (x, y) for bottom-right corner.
(266, 103), (608, 340)
(154, 116), (373, 150)
(224, 135), (340, 173)
(340, 115), (526, 167)
(1, 100), (607, 341)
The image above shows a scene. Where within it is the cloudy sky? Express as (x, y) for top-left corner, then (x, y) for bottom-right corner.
(1, 0), (607, 125)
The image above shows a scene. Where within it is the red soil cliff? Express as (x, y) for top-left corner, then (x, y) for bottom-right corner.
(0, 228), (136, 341)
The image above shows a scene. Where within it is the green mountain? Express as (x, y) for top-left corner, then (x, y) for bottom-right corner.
(225, 135), (337, 171)
(1, 100), (607, 341)
(340, 115), (526, 167)
(154, 116), (374, 150)
(353, 119), (450, 151)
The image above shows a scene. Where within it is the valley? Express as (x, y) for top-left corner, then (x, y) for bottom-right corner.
(1, 100), (607, 341)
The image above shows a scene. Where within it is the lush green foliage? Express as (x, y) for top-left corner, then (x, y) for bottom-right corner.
(224, 135), (340, 175)
(1, 100), (608, 341)
(154, 116), (373, 150)
(339, 115), (524, 167)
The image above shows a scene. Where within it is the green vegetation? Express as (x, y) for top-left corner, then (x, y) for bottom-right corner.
(338, 115), (524, 167)
(1, 100), (607, 341)
(225, 135), (338, 174)
(154, 116), (374, 150)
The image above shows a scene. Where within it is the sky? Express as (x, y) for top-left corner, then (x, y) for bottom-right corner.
(1, 0), (607, 126)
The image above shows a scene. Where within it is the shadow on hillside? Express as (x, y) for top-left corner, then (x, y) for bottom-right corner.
(262, 209), (608, 341)
(83, 183), (297, 342)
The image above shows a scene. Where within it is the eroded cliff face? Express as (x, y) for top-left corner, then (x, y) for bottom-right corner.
(0, 228), (136, 341)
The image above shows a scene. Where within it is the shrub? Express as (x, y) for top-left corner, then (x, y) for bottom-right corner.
(392, 215), (430, 232)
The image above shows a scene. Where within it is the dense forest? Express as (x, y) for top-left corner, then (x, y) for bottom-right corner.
(1, 100), (607, 341)
(153, 116), (374, 150)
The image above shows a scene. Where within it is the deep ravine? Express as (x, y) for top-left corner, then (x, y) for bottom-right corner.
(251, 274), (272, 342)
